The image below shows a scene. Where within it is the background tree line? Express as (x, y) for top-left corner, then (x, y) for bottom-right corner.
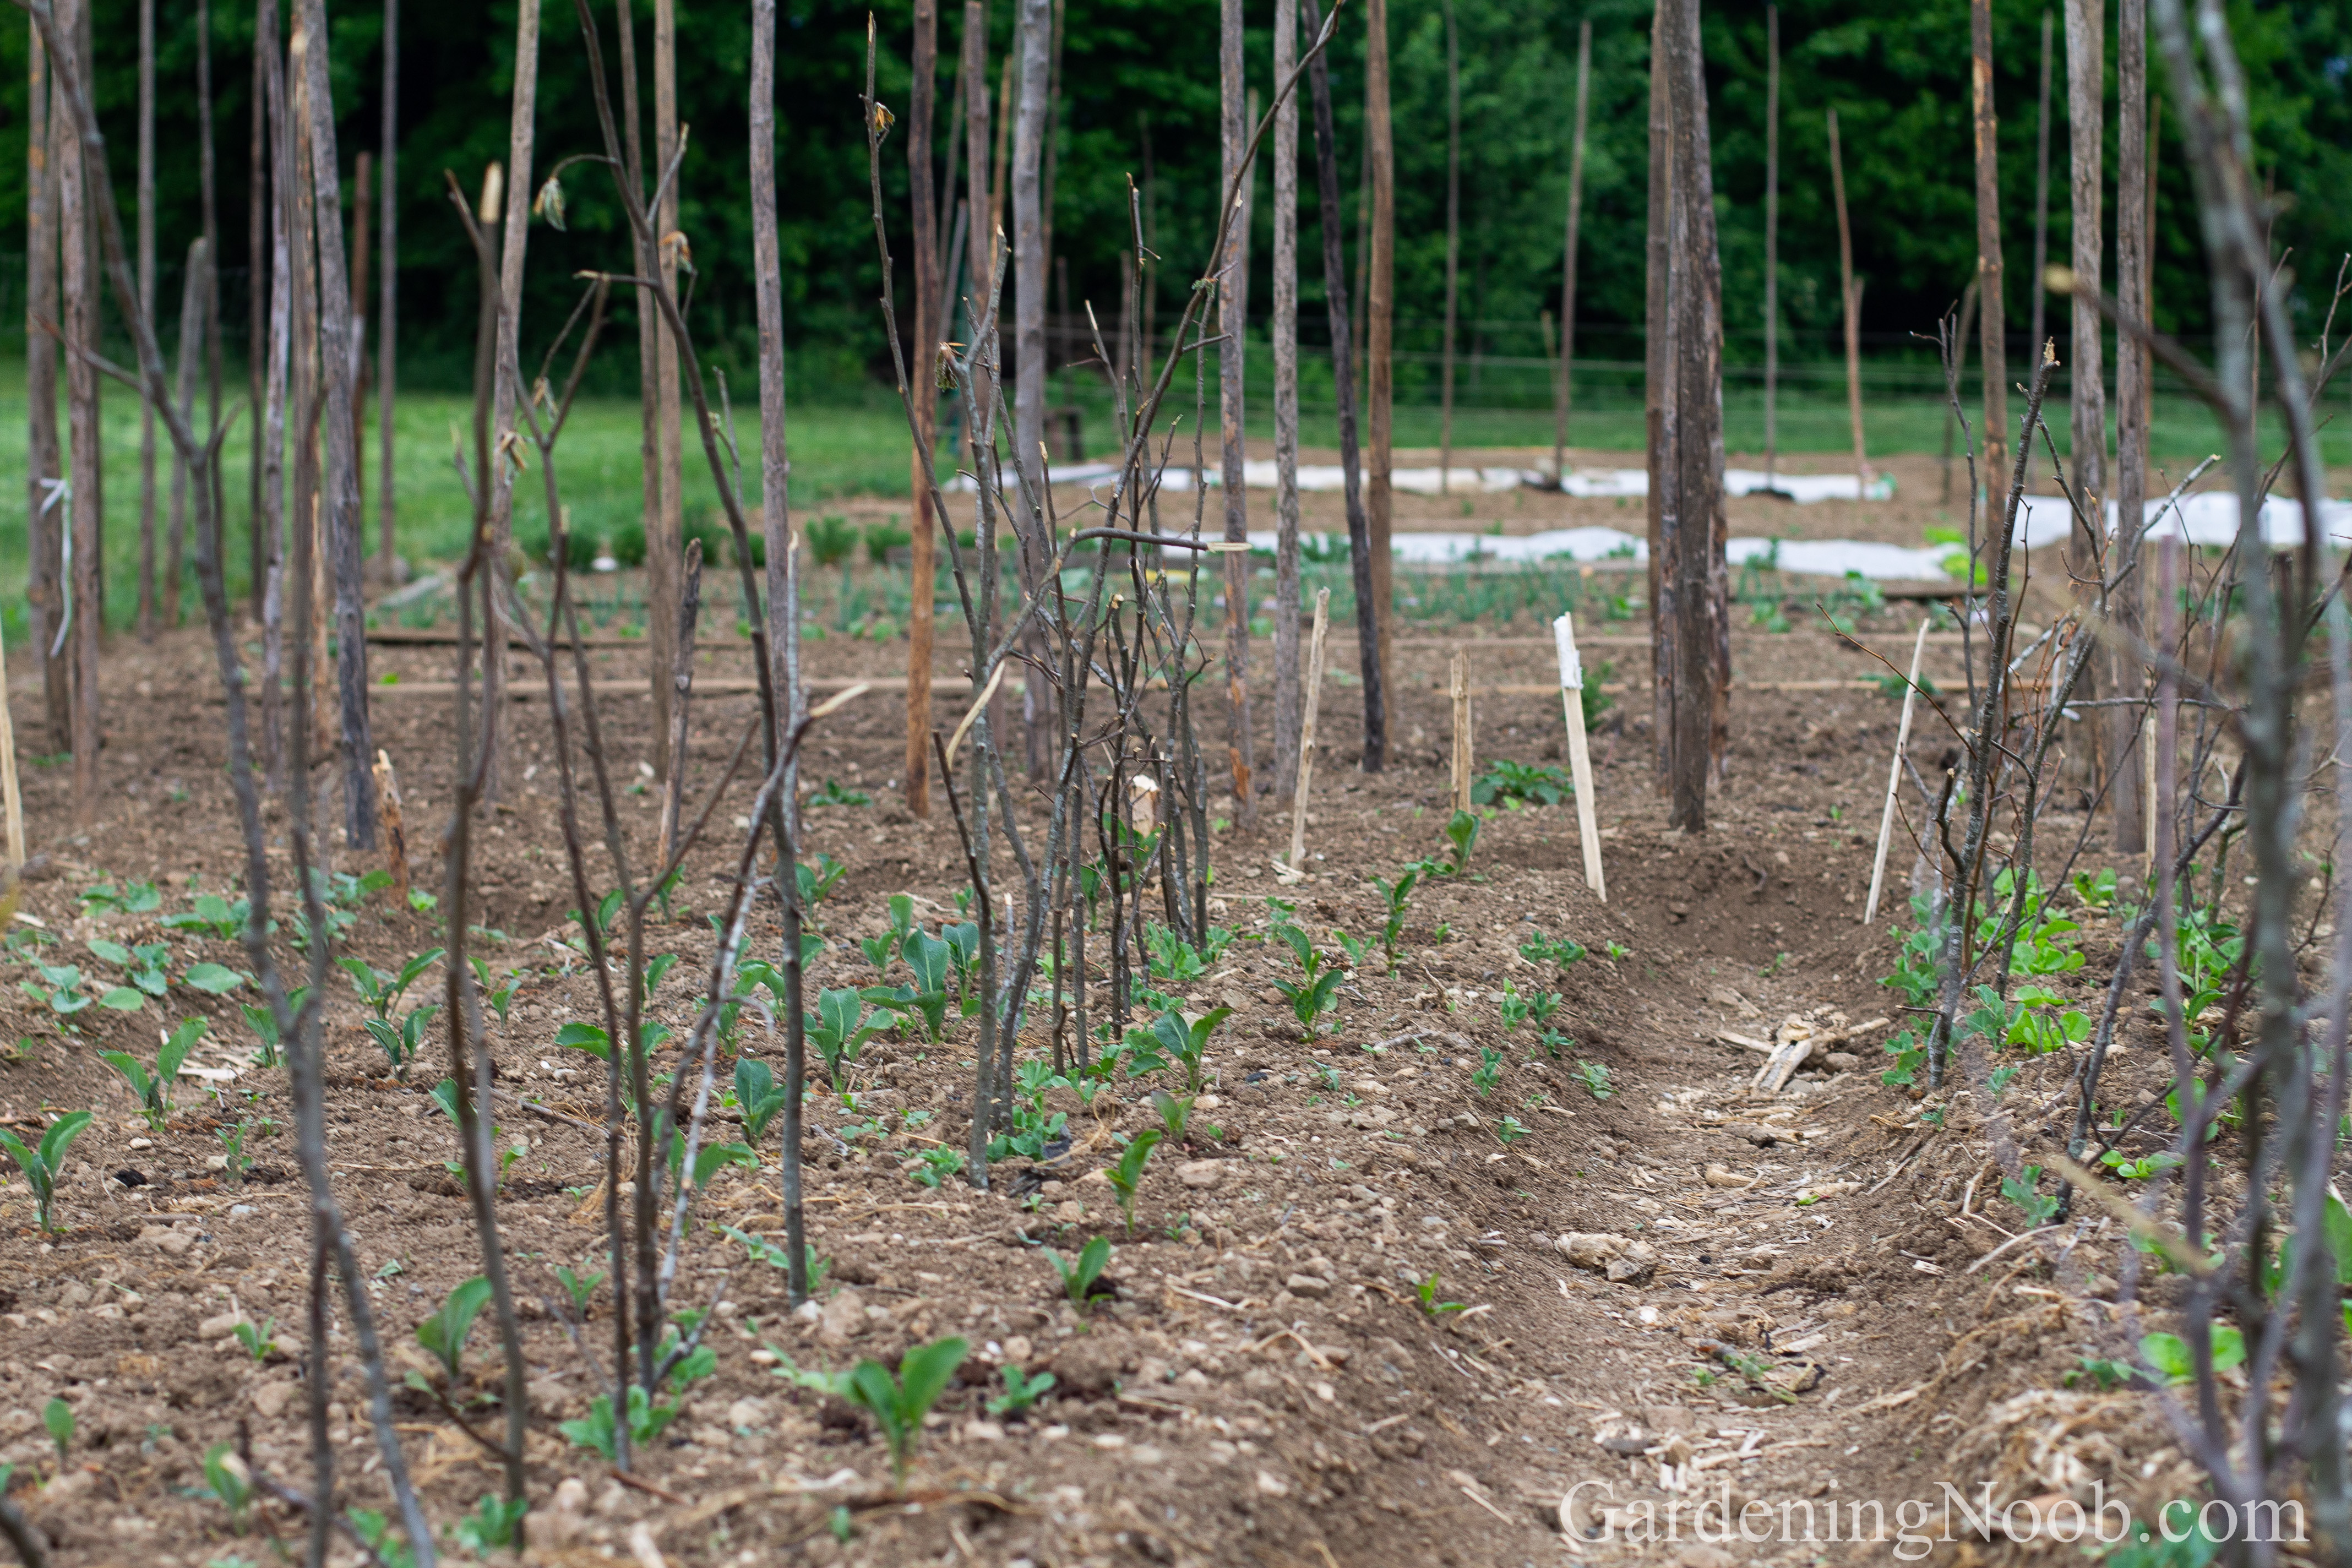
(1, 0), (2347, 400)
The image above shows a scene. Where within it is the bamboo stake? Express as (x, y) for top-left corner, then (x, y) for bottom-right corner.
(904, 0), (940, 817)
(1553, 611), (1604, 901)
(1826, 107), (1871, 492)
(1449, 649), (1472, 814)
(1219, 0), (1255, 821)
(26, 19), (66, 749)
(0, 614), (23, 870)
(377, 0), (397, 578)
(1284, 588), (1330, 871)
(649, 0), (683, 776)
(1864, 619), (1931, 925)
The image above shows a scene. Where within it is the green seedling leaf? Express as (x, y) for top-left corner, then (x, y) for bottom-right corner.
(1050, 1235), (1113, 1303)
(184, 963), (245, 995)
(416, 1276), (494, 1381)
(987, 1364), (1056, 1416)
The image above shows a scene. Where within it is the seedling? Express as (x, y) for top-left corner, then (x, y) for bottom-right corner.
(861, 893), (917, 970)
(554, 1264), (605, 1316)
(347, 1507), (418, 1568)
(1415, 1272), (1468, 1316)
(1520, 929), (1587, 972)
(453, 1493), (530, 1554)
(239, 987), (306, 1068)
(341, 949), (444, 1021)
(806, 988), (881, 1088)
(21, 963), (91, 1016)
(0, 1109), (92, 1234)
(2002, 1166), (2061, 1228)
(1270, 925), (1343, 1035)
(797, 853), (850, 912)
(43, 1396), (72, 1462)
(1150, 1089), (1220, 1145)
(202, 1442), (252, 1531)
(414, 1276), (493, 1385)
(1106, 1129), (1162, 1234)
(467, 956), (522, 1028)
(1470, 758), (1574, 807)
(1371, 868), (1418, 974)
(1470, 1047), (1504, 1097)
(183, 962), (246, 996)
(559, 1385), (680, 1460)
(909, 1146), (966, 1188)
(719, 1225), (832, 1292)
(232, 1317), (277, 1363)
(1495, 1115), (1528, 1144)
(1144, 1004), (1230, 1092)
(101, 1017), (206, 1131)
(1498, 982), (1529, 1032)
(773, 1337), (968, 1493)
(216, 1120), (258, 1183)
(2065, 1355), (2135, 1390)
(363, 1001), (440, 1080)
(1441, 808), (1481, 873)
(1575, 1061), (1614, 1100)
(162, 891), (249, 941)
(807, 778), (872, 809)
(88, 938), (171, 1003)
(863, 929), (952, 1042)
(2100, 1150), (2183, 1181)
(988, 1364), (1056, 1416)
(1049, 1235), (1113, 1304)
(2140, 1327), (2246, 1385)
(656, 1311), (718, 1391)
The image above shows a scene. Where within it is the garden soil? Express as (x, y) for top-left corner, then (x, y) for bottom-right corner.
(0, 521), (2228, 1566)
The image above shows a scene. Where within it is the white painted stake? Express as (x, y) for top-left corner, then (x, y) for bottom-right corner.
(1552, 612), (1606, 902)
(1286, 587), (1332, 872)
(1863, 618), (1932, 925)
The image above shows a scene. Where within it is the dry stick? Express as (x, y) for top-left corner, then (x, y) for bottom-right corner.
(1284, 587), (1330, 870)
(1642, 0), (1675, 786)
(657, 537), (704, 863)
(2064, 0), (2105, 515)
(1863, 619), (1932, 925)
(2111, 0), (2149, 859)
(1449, 649), (1472, 813)
(1300, 0), (1382, 771)
(1826, 107), (1870, 493)
(1760, 7), (1776, 487)
(25, 19), (64, 750)
(1436, 0), (1458, 493)
(646, 0), (682, 771)
(1552, 611), (1604, 901)
(246, 0), (268, 623)
(164, 239), (205, 628)
(57, 0), (96, 829)
(135, 0), (155, 641)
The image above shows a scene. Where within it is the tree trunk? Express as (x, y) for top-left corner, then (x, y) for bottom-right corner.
(2110, 0), (2147, 854)
(1666, 0), (1725, 825)
(1827, 107), (1870, 491)
(1972, 0), (2007, 476)
(377, 0), (396, 577)
(60, 0), (100, 826)
(1364, 0), (1393, 718)
(1300, 0), (1381, 772)
(1760, 6), (1776, 483)
(297, 0), (377, 846)
(649, 0), (682, 776)
(1556, 16), (1589, 487)
(137, 0), (156, 641)
(2028, 9), (2052, 378)
(1436, 0), (1458, 493)
(2065, 0), (2104, 508)
(905, 0), (939, 817)
(249, 0), (271, 623)
(1219, 0), (1255, 821)
(1271, 0), (1301, 801)
(26, 21), (67, 749)
(1645, 0), (1675, 786)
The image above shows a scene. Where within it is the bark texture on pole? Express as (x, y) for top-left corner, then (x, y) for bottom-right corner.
(2028, 9), (2052, 380)
(1553, 18), (1592, 484)
(1643, 0), (1673, 785)
(751, 0), (801, 783)
(1972, 0), (2007, 477)
(1436, 0), (1458, 494)
(1012, 0), (1050, 497)
(1761, 6), (1776, 484)
(60, 0), (100, 827)
(298, 0), (377, 846)
(1271, 0), (1302, 801)
(378, 0), (398, 577)
(248, 0), (270, 622)
(1300, 0), (1382, 772)
(649, 0), (683, 775)
(2111, 0), (2147, 855)
(1827, 107), (1870, 491)
(26, 23), (66, 749)
(963, 2), (992, 438)
(137, 0), (157, 641)
(618, 0), (663, 756)
(1364, 0), (1393, 714)
(2064, 0), (2104, 509)
(904, 0), (940, 818)
(1219, 0), (1254, 821)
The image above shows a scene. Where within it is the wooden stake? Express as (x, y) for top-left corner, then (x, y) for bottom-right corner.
(1761, 6), (1777, 486)
(1436, 0), (1458, 494)
(1972, 0), (2008, 478)
(373, 748), (408, 903)
(1449, 649), (1472, 814)
(1864, 619), (1932, 925)
(1285, 588), (1331, 872)
(1826, 107), (1870, 492)
(0, 614), (25, 869)
(1553, 612), (1605, 901)
(1553, 18), (1589, 488)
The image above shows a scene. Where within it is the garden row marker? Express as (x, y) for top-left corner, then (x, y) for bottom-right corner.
(1551, 611), (1606, 901)
(1449, 650), (1473, 812)
(373, 750), (410, 903)
(1286, 587), (1332, 873)
(1863, 618), (1932, 925)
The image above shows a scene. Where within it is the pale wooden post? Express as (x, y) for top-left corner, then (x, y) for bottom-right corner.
(1553, 611), (1605, 901)
(1864, 619), (1933, 924)
(1449, 649), (1472, 813)
(1285, 588), (1331, 872)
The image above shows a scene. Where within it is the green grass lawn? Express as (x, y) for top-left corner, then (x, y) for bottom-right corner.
(0, 351), (2336, 640)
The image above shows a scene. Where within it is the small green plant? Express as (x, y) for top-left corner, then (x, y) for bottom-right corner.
(1498, 982), (1529, 1032)
(1470, 759), (1574, 807)
(2100, 1149), (2184, 1181)
(0, 1110), (92, 1234)
(341, 949), (445, 1021)
(559, 1385), (680, 1460)
(362, 1000), (440, 1080)
(347, 1507), (419, 1568)
(797, 853), (850, 911)
(1470, 1047), (1504, 1096)
(162, 890), (249, 940)
(862, 929), (953, 1042)
(1575, 1060), (1614, 1100)
(837, 1337), (972, 1492)
(202, 1442), (252, 1531)
(88, 938), (171, 1004)
(1270, 922), (1344, 1035)
(1495, 1115), (1528, 1144)
(20, 962), (92, 1016)
(1106, 1129), (1162, 1234)
(216, 1119), (255, 1183)
(1371, 868), (1419, 974)
(100, 1017), (206, 1131)
(1520, 929), (1587, 971)
(988, 1363), (1055, 1416)
(43, 1396), (73, 1462)
(806, 778), (872, 809)
(413, 1276), (493, 1386)
(554, 1264), (605, 1316)
(805, 988), (881, 1089)
(719, 1225), (832, 1293)
(807, 513), (859, 568)
(1415, 1271), (1468, 1317)
(2065, 1355), (2135, 1390)
(453, 1493), (531, 1554)
(2001, 1165), (2061, 1228)
(2139, 1327), (2246, 1385)
(910, 1145), (966, 1188)
(232, 1317), (278, 1364)
(1050, 1235), (1113, 1304)
(733, 1058), (790, 1144)
(1441, 808), (1481, 873)
(238, 987), (305, 1068)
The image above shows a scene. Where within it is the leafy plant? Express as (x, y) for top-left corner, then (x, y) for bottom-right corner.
(20, 962), (91, 1016)
(453, 1493), (530, 1554)
(162, 891), (249, 941)
(863, 929), (953, 1042)
(775, 1337), (969, 1493)
(1575, 1060), (1614, 1100)
(806, 778), (872, 809)
(88, 938), (171, 1003)
(2139, 1327), (2246, 1385)
(1520, 929), (1587, 971)
(1049, 1235), (1113, 1304)
(554, 1264), (605, 1317)
(1371, 868), (1419, 974)
(1498, 982), (1529, 1032)
(2065, 1355), (2135, 1390)
(861, 894), (917, 971)
(101, 1017), (206, 1131)
(182, 962), (246, 997)
(0, 1110), (92, 1234)
(216, 1119), (255, 1183)
(1495, 1115), (1528, 1144)
(1471, 759), (1574, 808)
(719, 1224), (832, 1292)
(232, 1317), (277, 1363)
(1470, 1047), (1504, 1096)
(202, 1441), (252, 1531)
(1150, 1088), (1220, 1145)
(1415, 1271), (1468, 1316)
(363, 1002), (440, 1080)
(341, 949), (445, 1021)
(2002, 1165), (2061, 1228)
(805, 988), (881, 1088)
(81, 878), (163, 916)
(239, 987), (306, 1068)
(733, 1058), (790, 1144)
(797, 854), (850, 913)
(988, 1363), (1055, 1416)
(1270, 923), (1343, 1035)
(910, 1146), (966, 1188)
(559, 1385), (679, 1460)
(413, 1276), (493, 1384)
(347, 1508), (419, 1568)
(1441, 808), (1482, 874)
(1106, 1129), (1161, 1234)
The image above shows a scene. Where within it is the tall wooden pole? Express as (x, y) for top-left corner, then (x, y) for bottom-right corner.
(349, 151), (370, 552)
(963, 3), (990, 435)
(59, 0), (100, 826)
(248, 0), (271, 622)
(648, 0), (683, 776)
(1644, 0), (1675, 785)
(1436, 0), (1460, 493)
(1272, 0), (1302, 800)
(1219, 0), (1255, 821)
(137, 0), (157, 640)
(1665, 0), (1724, 828)
(1012, 0), (1052, 778)
(26, 20), (67, 747)
(1761, 6), (1777, 484)
(1364, 0), (1394, 716)
(752, 0), (800, 819)
(1301, 0), (1382, 771)
(2028, 10), (2052, 380)
(2064, 0), (2104, 508)
(377, 0), (398, 578)
(197, 0), (221, 542)
(1827, 107), (1870, 491)
(905, 0), (939, 816)
(617, 0), (661, 739)
(1972, 0), (2007, 478)
(2111, 0), (2147, 854)
(1552, 20), (1591, 486)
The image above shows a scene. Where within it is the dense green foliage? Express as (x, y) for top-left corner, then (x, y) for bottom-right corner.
(0, 0), (2345, 398)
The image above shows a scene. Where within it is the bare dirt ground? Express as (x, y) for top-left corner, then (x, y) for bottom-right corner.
(0, 520), (2232, 1566)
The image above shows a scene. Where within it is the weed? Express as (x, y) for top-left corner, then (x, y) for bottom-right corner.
(1495, 1115), (1528, 1144)
(453, 1494), (530, 1553)
(1049, 1235), (1113, 1304)
(1106, 1129), (1162, 1234)
(988, 1364), (1056, 1416)
(554, 1264), (605, 1316)
(0, 1109), (92, 1233)
(1575, 1061), (1614, 1100)
(2065, 1355), (2135, 1391)
(101, 1017), (206, 1131)
(777, 1337), (968, 1493)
